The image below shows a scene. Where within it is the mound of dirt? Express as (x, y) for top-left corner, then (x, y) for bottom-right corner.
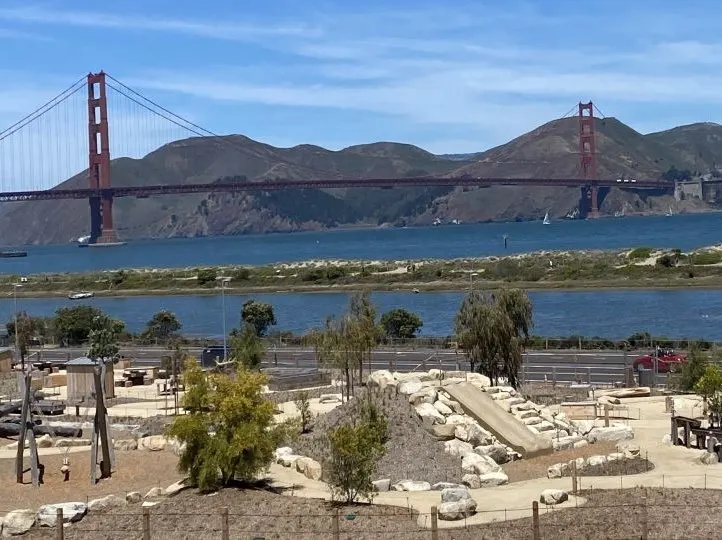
(292, 389), (463, 485)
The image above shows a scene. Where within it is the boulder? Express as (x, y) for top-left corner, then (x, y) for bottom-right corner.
(540, 489), (569, 505)
(461, 453), (501, 475)
(433, 400), (453, 416)
(568, 457), (585, 471)
(547, 464), (564, 479)
(415, 403), (445, 425)
(138, 435), (168, 451)
(445, 414), (473, 426)
(701, 451), (719, 465)
(516, 410), (539, 420)
(36, 434), (53, 448)
(165, 479), (191, 497)
(444, 439), (473, 457)
(398, 378), (423, 395)
(432, 482), (462, 491)
(55, 438), (91, 448)
(431, 424), (457, 440)
(455, 423), (493, 446)
(477, 471), (509, 487)
(573, 440), (589, 449)
(37, 502), (88, 528)
(428, 369), (445, 380)
(461, 474), (481, 489)
(144, 487), (166, 499)
(606, 452), (625, 462)
(662, 433), (672, 445)
(585, 425), (634, 443)
(278, 454), (302, 467)
(552, 436), (579, 451)
(489, 392), (512, 401)
(274, 447), (294, 461)
(437, 396), (464, 414)
(319, 394), (341, 404)
(617, 442), (640, 458)
(441, 486), (472, 503)
(126, 492), (142, 504)
(372, 479), (391, 492)
(408, 387), (438, 406)
(88, 495), (124, 512)
(586, 455), (608, 467)
(474, 444), (510, 464)
(438, 498), (477, 520)
(522, 416), (543, 426)
(295, 457), (323, 481)
(114, 439), (138, 451)
(1, 510), (35, 536)
(392, 480), (431, 492)
(467, 373), (491, 388)
(367, 370), (394, 390)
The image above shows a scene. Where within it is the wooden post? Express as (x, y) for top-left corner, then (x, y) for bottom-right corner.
(431, 506), (439, 540)
(142, 507), (151, 540)
(552, 366), (557, 386)
(532, 500), (540, 540)
(332, 509), (340, 540)
(55, 508), (64, 540)
(640, 496), (648, 540)
(221, 507), (229, 540)
(16, 371), (39, 486)
(571, 460), (578, 494)
(90, 366), (113, 483)
(604, 404), (610, 427)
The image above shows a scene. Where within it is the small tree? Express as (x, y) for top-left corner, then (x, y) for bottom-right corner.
(54, 305), (111, 346)
(294, 391), (312, 433)
(8, 312), (40, 368)
(166, 362), (283, 492)
(87, 314), (123, 363)
(197, 268), (218, 287)
(241, 300), (277, 337)
(671, 343), (708, 391)
(695, 365), (722, 428)
(143, 311), (182, 342)
(380, 308), (423, 339)
(229, 324), (265, 370)
(326, 421), (385, 504)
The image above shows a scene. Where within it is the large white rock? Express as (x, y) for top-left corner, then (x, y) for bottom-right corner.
(446, 414), (473, 426)
(274, 447), (294, 460)
(165, 479), (191, 497)
(701, 451), (719, 465)
(408, 387), (438, 405)
(461, 474), (481, 488)
(126, 492), (142, 504)
(441, 486), (472, 503)
(398, 378), (424, 395)
(467, 373), (491, 388)
(461, 453), (501, 475)
(586, 425), (634, 443)
(319, 394), (341, 404)
(438, 498), (477, 520)
(431, 424), (457, 440)
(2, 510), (35, 536)
(55, 438), (91, 448)
(295, 456), (323, 480)
(36, 434), (53, 448)
(372, 479), (391, 492)
(144, 487), (166, 499)
(433, 400), (453, 416)
(432, 482), (461, 491)
(540, 489), (569, 505)
(586, 455), (608, 467)
(478, 471), (509, 487)
(454, 423), (493, 446)
(437, 395), (464, 414)
(474, 444), (510, 464)
(88, 494), (124, 512)
(616, 442), (641, 458)
(278, 454), (302, 467)
(392, 480), (431, 492)
(415, 402), (446, 424)
(114, 439), (138, 451)
(367, 370), (394, 389)
(606, 452), (625, 462)
(37, 502), (87, 527)
(547, 464), (564, 479)
(138, 435), (168, 451)
(444, 439), (474, 457)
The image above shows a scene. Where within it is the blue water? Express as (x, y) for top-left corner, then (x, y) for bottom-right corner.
(3, 289), (722, 340)
(2, 212), (721, 274)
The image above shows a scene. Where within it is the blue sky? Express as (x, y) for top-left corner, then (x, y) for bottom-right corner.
(1, 0), (722, 160)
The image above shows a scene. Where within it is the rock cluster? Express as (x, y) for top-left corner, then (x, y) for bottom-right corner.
(438, 486), (478, 520)
(547, 443), (642, 478)
(274, 447), (323, 481)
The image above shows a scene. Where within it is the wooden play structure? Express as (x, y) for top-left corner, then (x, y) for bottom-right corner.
(89, 364), (114, 484)
(671, 415), (722, 454)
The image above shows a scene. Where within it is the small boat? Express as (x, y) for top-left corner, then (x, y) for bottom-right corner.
(68, 292), (94, 300)
(77, 235), (90, 248)
(665, 206), (674, 217)
(542, 211), (551, 225)
(0, 250), (27, 258)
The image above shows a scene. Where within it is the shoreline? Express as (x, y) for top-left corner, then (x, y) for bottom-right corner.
(3, 244), (722, 299)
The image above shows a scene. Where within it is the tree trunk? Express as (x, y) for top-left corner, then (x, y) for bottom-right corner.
(0, 423), (82, 438)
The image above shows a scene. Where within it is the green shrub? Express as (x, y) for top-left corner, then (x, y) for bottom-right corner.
(628, 247), (652, 260)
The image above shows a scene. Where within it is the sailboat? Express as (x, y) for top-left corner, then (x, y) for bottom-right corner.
(665, 206), (674, 217)
(542, 211), (551, 225)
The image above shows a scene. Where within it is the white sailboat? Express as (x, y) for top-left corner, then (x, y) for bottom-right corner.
(542, 211), (551, 225)
(665, 205), (674, 217)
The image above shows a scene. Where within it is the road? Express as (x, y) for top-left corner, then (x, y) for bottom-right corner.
(28, 346), (645, 386)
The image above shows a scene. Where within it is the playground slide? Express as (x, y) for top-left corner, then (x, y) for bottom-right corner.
(444, 382), (553, 459)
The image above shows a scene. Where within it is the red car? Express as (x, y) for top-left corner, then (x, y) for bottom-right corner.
(633, 349), (687, 373)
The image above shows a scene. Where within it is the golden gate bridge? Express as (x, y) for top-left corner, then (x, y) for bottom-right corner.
(0, 71), (674, 245)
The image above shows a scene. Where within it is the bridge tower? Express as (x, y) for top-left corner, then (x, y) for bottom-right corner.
(579, 101), (599, 218)
(87, 72), (117, 244)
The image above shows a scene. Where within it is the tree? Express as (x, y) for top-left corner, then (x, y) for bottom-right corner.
(143, 311), (181, 342)
(197, 268), (217, 287)
(87, 314), (123, 363)
(166, 362), (284, 492)
(380, 308), (423, 339)
(326, 420), (385, 504)
(54, 306), (119, 346)
(348, 292), (378, 384)
(241, 300), (277, 337)
(454, 288), (532, 388)
(229, 324), (265, 370)
(695, 365), (722, 428)
(7, 312), (41, 368)
(311, 317), (357, 402)
(294, 391), (312, 434)
(671, 343), (708, 391)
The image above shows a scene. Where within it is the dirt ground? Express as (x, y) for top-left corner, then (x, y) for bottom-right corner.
(503, 440), (620, 482)
(0, 450), (182, 510)
(22, 486), (722, 540)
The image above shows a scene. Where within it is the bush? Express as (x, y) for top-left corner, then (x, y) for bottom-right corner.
(628, 247), (652, 260)
(690, 251), (722, 265)
(197, 268), (218, 287)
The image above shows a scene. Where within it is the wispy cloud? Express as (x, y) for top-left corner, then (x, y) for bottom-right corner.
(0, 27), (50, 41)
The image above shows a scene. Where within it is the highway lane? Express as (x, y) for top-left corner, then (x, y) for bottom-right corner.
(27, 346), (643, 385)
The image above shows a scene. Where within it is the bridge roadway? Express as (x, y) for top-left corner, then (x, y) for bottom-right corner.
(0, 176), (673, 202)
(30, 347), (640, 386)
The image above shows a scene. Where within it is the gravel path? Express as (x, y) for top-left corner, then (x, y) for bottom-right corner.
(293, 389), (464, 485)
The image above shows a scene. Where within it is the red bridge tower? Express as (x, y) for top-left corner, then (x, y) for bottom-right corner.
(87, 72), (117, 244)
(578, 101), (598, 218)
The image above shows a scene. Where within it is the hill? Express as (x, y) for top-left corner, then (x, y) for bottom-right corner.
(0, 117), (718, 245)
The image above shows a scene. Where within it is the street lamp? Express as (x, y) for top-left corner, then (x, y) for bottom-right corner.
(219, 277), (231, 362)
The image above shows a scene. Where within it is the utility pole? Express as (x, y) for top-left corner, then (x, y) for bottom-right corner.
(220, 277), (231, 362)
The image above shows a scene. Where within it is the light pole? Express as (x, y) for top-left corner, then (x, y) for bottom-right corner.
(12, 283), (22, 370)
(219, 277), (231, 362)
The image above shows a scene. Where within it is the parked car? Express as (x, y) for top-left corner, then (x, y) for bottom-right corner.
(632, 348), (687, 373)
